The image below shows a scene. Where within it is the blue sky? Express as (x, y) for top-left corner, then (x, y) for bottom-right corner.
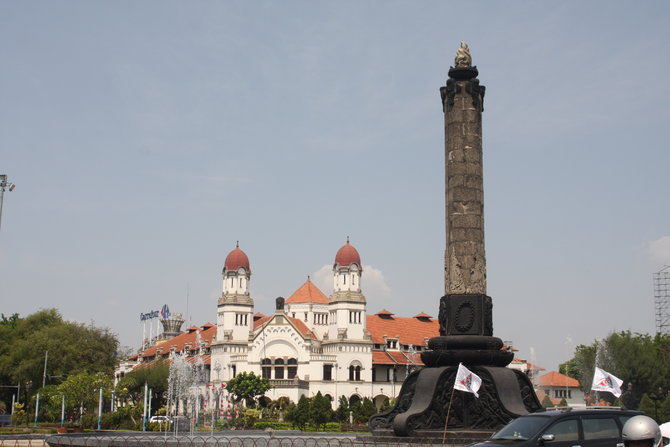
(1, 1), (669, 373)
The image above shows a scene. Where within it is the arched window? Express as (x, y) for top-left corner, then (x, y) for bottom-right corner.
(349, 361), (362, 381)
(274, 358), (285, 379)
(287, 358), (298, 379)
(261, 358), (272, 379)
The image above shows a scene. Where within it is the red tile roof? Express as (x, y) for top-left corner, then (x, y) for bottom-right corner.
(366, 313), (439, 346)
(286, 279), (329, 304)
(372, 350), (424, 366)
(253, 315), (271, 329)
(413, 312), (433, 319)
(539, 371), (581, 388)
(375, 309), (395, 317)
(140, 324), (216, 359)
(287, 316), (316, 339)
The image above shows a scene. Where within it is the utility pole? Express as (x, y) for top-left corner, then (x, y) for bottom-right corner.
(0, 174), (16, 232)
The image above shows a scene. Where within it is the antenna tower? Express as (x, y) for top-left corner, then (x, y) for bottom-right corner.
(654, 266), (670, 334)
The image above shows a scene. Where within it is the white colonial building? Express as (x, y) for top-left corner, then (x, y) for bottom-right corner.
(208, 239), (439, 408)
(117, 240), (441, 409)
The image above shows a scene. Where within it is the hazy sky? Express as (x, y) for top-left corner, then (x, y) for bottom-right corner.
(1, 1), (669, 374)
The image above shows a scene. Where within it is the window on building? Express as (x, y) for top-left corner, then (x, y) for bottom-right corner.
(261, 358), (272, 379)
(349, 363), (361, 381)
(274, 358), (285, 379)
(288, 358), (297, 379)
(231, 365), (237, 377)
(323, 364), (333, 381)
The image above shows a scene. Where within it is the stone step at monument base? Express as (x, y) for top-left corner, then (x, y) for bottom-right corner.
(360, 429), (494, 445)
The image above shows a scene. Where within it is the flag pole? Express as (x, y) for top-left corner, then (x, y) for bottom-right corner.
(442, 384), (456, 445)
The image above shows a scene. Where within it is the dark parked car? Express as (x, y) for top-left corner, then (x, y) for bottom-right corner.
(469, 408), (643, 447)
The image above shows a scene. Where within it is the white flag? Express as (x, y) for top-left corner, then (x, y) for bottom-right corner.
(591, 367), (624, 397)
(454, 363), (482, 398)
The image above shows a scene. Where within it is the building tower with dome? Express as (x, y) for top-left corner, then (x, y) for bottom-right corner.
(216, 242), (254, 346)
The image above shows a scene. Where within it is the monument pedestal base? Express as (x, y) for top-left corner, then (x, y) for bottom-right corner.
(369, 364), (541, 437)
(362, 429), (494, 445)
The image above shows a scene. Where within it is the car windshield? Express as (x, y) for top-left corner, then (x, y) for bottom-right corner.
(491, 415), (551, 441)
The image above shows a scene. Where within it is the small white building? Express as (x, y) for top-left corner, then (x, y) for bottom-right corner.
(537, 371), (585, 407)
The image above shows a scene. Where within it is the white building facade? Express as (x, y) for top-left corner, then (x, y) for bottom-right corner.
(209, 240), (438, 407)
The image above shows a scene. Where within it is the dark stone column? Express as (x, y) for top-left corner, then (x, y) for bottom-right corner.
(368, 44), (541, 438)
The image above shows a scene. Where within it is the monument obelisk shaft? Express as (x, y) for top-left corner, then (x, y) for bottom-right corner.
(369, 44), (542, 437)
(442, 43), (486, 296)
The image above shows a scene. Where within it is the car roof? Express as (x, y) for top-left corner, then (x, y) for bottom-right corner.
(526, 408), (642, 417)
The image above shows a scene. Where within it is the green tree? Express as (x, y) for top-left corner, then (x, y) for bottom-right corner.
(335, 395), (349, 423)
(0, 309), (120, 406)
(563, 331), (670, 410)
(285, 395), (311, 430)
(310, 392), (333, 431)
(558, 358), (579, 379)
(115, 360), (169, 411)
(638, 394), (657, 421)
(351, 397), (376, 424)
(660, 395), (670, 422)
(541, 395), (554, 408)
(226, 371), (271, 407)
(57, 372), (111, 422)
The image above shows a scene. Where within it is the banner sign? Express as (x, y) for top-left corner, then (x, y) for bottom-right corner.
(140, 310), (160, 321)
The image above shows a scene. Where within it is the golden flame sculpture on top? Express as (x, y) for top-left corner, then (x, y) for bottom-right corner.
(454, 41), (472, 68)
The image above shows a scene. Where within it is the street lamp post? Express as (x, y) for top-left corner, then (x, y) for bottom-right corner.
(24, 381), (32, 426)
(0, 175), (16, 232)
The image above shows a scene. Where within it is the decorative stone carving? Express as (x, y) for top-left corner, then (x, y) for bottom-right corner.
(455, 42), (472, 68)
(370, 366), (541, 437)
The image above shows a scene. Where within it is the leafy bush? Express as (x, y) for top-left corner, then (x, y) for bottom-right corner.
(80, 413), (98, 429)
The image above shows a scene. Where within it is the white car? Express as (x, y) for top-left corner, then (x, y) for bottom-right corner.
(149, 416), (171, 423)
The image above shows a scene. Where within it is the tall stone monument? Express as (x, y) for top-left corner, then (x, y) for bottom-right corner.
(369, 43), (541, 438)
